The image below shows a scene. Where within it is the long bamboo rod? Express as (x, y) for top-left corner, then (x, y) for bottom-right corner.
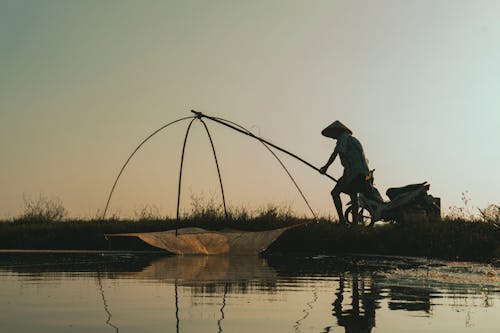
(191, 110), (337, 183)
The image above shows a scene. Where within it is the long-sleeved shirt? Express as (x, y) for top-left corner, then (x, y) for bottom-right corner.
(334, 132), (369, 183)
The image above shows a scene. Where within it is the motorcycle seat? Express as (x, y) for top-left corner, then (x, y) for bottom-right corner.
(386, 182), (427, 201)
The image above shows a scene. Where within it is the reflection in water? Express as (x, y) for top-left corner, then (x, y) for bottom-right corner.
(388, 285), (432, 312)
(97, 271), (119, 333)
(123, 255), (278, 293)
(175, 279), (180, 333)
(217, 283), (228, 333)
(1, 253), (500, 332)
(331, 273), (379, 333)
(0, 252), (164, 274)
(128, 255), (278, 333)
(294, 289), (318, 333)
(131, 255), (276, 281)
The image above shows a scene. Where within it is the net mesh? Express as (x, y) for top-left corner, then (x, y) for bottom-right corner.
(106, 225), (298, 255)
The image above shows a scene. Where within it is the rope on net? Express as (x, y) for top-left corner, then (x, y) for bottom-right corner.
(102, 116), (195, 219)
(191, 111), (337, 183)
(176, 118), (196, 235)
(191, 110), (332, 219)
(176, 117), (228, 234)
(211, 115), (318, 220)
(199, 118), (228, 219)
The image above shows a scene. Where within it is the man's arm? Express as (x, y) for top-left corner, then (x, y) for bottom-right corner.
(319, 151), (337, 174)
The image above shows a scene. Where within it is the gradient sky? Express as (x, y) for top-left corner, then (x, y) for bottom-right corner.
(1, 0), (499, 219)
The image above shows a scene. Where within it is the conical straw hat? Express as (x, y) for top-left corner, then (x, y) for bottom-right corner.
(321, 120), (352, 138)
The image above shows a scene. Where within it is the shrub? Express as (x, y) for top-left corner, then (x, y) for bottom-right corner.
(133, 204), (163, 221)
(18, 194), (67, 222)
(188, 193), (225, 221)
(479, 204), (500, 223)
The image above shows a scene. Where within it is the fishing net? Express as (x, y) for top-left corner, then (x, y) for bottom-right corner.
(106, 225), (298, 255)
(101, 112), (319, 256)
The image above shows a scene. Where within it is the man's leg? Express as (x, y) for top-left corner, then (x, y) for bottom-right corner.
(331, 186), (346, 224)
(349, 175), (368, 226)
(350, 193), (359, 225)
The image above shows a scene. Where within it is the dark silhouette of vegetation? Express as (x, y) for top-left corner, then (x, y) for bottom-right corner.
(1, 196), (499, 263)
(268, 217), (500, 261)
(1, 214), (499, 263)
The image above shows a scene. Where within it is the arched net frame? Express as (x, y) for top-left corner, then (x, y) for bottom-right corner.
(103, 110), (335, 234)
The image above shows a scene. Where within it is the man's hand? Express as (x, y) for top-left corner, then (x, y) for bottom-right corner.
(319, 165), (328, 174)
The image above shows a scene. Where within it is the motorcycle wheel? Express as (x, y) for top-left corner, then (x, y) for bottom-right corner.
(344, 206), (373, 227)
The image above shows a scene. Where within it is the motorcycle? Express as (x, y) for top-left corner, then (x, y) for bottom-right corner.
(344, 170), (441, 226)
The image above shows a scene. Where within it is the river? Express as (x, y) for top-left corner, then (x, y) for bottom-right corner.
(1, 252), (499, 332)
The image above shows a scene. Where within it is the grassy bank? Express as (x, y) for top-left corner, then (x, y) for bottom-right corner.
(270, 219), (500, 262)
(1, 215), (500, 263)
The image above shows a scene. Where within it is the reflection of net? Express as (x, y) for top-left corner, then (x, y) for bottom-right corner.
(124, 255), (277, 284)
(106, 226), (296, 255)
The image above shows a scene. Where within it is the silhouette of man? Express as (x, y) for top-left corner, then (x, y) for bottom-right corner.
(319, 121), (369, 225)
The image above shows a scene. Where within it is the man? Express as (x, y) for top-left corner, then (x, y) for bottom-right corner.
(319, 121), (369, 225)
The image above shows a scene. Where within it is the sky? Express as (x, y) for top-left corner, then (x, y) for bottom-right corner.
(1, 0), (499, 219)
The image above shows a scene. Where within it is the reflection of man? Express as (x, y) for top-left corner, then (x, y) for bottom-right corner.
(319, 121), (369, 225)
(332, 273), (377, 333)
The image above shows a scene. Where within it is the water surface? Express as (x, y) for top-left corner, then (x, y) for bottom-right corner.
(1, 252), (499, 332)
